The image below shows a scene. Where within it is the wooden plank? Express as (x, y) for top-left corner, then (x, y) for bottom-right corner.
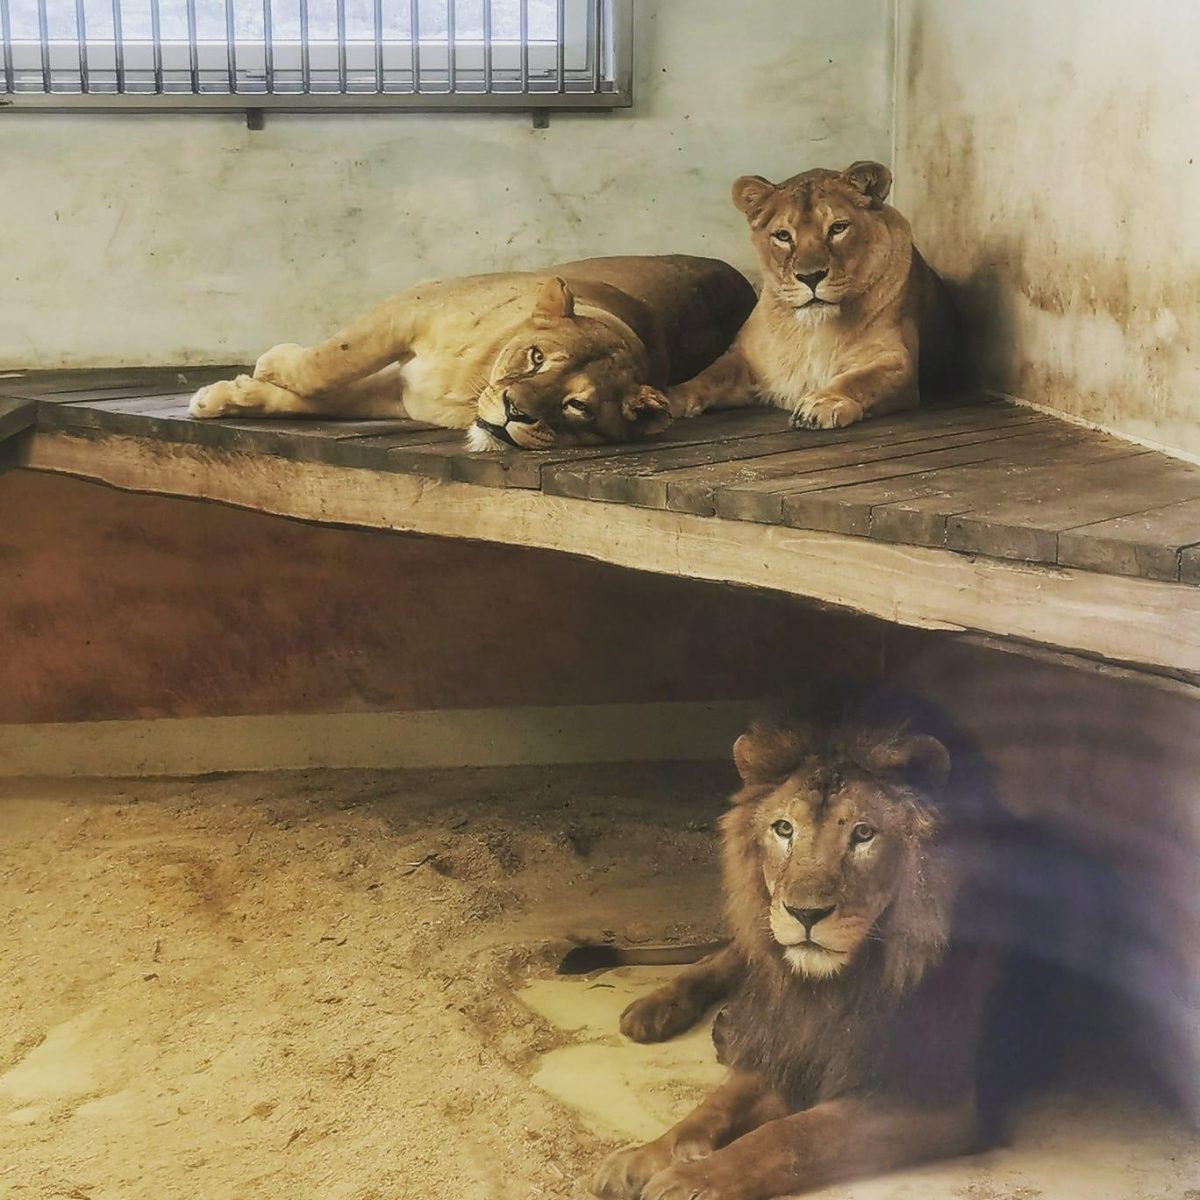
(544, 405), (1019, 506)
(1, 366), (246, 398)
(705, 422), (1062, 525)
(20, 428), (1200, 681)
(0, 397), (37, 443)
(1182, 544), (1200, 587)
(816, 437), (1146, 547)
(945, 454), (1200, 565)
(1056, 498), (1200, 582)
(660, 408), (1048, 517)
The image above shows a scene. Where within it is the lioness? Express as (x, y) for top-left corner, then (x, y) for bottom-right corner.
(189, 256), (755, 450)
(593, 705), (1001, 1200)
(667, 162), (957, 431)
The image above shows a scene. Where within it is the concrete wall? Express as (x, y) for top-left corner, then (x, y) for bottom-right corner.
(0, 0), (892, 368)
(895, 1), (1200, 459)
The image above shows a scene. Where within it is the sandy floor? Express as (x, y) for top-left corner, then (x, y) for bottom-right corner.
(1, 767), (1196, 1200)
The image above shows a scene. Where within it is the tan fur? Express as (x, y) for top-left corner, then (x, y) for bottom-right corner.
(189, 256), (755, 451)
(593, 709), (1000, 1200)
(668, 162), (956, 431)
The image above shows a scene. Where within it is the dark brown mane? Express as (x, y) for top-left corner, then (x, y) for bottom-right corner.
(716, 709), (966, 1108)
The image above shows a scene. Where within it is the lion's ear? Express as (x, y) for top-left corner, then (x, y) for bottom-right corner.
(868, 734), (950, 793)
(532, 276), (576, 327)
(842, 161), (893, 207)
(731, 175), (777, 224)
(732, 725), (807, 787)
(621, 385), (672, 438)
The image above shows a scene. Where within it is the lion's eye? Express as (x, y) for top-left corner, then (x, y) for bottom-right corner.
(828, 221), (851, 237)
(562, 397), (591, 419)
(529, 347), (545, 369)
(771, 819), (794, 840)
(771, 229), (792, 244)
(850, 822), (876, 846)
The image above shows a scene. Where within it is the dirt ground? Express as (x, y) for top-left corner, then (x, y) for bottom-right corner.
(1, 765), (1196, 1200)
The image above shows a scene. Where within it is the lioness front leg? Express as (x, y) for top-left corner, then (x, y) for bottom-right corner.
(641, 1096), (977, 1200)
(620, 943), (742, 1043)
(666, 345), (759, 419)
(790, 353), (915, 431)
(591, 1071), (785, 1200)
(253, 299), (417, 398)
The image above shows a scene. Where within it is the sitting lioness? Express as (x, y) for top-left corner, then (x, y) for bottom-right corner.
(593, 703), (1003, 1200)
(667, 162), (957, 431)
(189, 256), (755, 450)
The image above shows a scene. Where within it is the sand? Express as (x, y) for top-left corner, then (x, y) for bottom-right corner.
(1, 765), (1196, 1200)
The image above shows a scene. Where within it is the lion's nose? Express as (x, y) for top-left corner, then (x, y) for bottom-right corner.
(794, 269), (828, 291)
(785, 904), (836, 933)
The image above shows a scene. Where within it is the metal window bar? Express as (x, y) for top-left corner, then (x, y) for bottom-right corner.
(0, 0), (13, 93)
(0, 0), (631, 110)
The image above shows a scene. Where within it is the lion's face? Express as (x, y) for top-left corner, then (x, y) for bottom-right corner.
(724, 721), (952, 982)
(731, 162), (900, 319)
(469, 277), (671, 451)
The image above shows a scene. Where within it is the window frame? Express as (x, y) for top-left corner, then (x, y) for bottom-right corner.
(0, 0), (632, 112)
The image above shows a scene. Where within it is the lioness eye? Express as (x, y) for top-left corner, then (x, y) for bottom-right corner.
(828, 221), (851, 236)
(850, 822), (876, 845)
(529, 347), (545, 368)
(771, 229), (792, 244)
(562, 397), (591, 419)
(771, 819), (794, 839)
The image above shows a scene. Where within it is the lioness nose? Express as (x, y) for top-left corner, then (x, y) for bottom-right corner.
(785, 904), (836, 933)
(794, 269), (828, 290)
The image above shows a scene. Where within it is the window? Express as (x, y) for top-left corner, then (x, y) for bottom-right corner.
(0, 0), (631, 110)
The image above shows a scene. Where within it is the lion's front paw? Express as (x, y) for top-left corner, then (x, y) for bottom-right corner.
(642, 1160), (734, 1200)
(790, 391), (864, 430)
(189, 377), (259, 418)
(591, 1140), (675, 1199)
(253, 343), (310, 394)
(620, 988), (701, 1043)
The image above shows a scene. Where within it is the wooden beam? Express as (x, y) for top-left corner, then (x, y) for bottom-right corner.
(19, 429), (1200, 684)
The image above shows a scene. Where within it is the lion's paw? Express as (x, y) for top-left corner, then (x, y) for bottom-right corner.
(790, 392), (864, 430)
(620, 989), (700, 1043)
(253, 343), (310, 394)
(642, 1160), (734, 1200)
(189, 377), (251, 419)
(591, 1140), (675, 1199)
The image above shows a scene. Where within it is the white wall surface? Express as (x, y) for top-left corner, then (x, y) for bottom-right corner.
(895, 0), (1200, 458)
(1, 0), (893, 367)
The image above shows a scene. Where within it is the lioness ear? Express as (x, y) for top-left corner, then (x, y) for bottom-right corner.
(731, 175), (777, 225)
(621, 385), (672, 438)
(842, 161), (893, 207)
(868, 734), (950, 793)
(532, 276), (575, 327)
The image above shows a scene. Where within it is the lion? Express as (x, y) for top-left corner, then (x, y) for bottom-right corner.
(592, 701), (1003, 1200)
(188, 256), (755, 451)
(665, 162), (957, 431)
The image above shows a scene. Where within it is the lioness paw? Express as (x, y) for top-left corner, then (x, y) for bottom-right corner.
(188, 377), (266, 418)
(253, 343), (310, 394)
(642, 1161), (733, 1200)
(591, 1140), (675, 1199)
(620, 989), (701, 1043)
(790, 392), (864, 430)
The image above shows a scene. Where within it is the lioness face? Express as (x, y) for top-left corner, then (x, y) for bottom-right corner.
(731, 161), (897, 319)
(729, 726), (950, 979)
(469, 276), (671, 451)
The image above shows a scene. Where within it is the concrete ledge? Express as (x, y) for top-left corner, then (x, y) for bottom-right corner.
(0, 701), (753, 777)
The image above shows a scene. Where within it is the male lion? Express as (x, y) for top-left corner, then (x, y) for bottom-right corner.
(593, 704), (1002, 1200)
(189, 256), (755, 451)
(667, 162), (957, 431)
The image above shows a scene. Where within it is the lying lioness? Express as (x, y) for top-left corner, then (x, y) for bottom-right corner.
(190, 256), (755, 450)
(668, 162), (957, 430)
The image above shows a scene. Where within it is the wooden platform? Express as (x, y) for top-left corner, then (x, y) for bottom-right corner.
(5, 367), (1200, 683)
